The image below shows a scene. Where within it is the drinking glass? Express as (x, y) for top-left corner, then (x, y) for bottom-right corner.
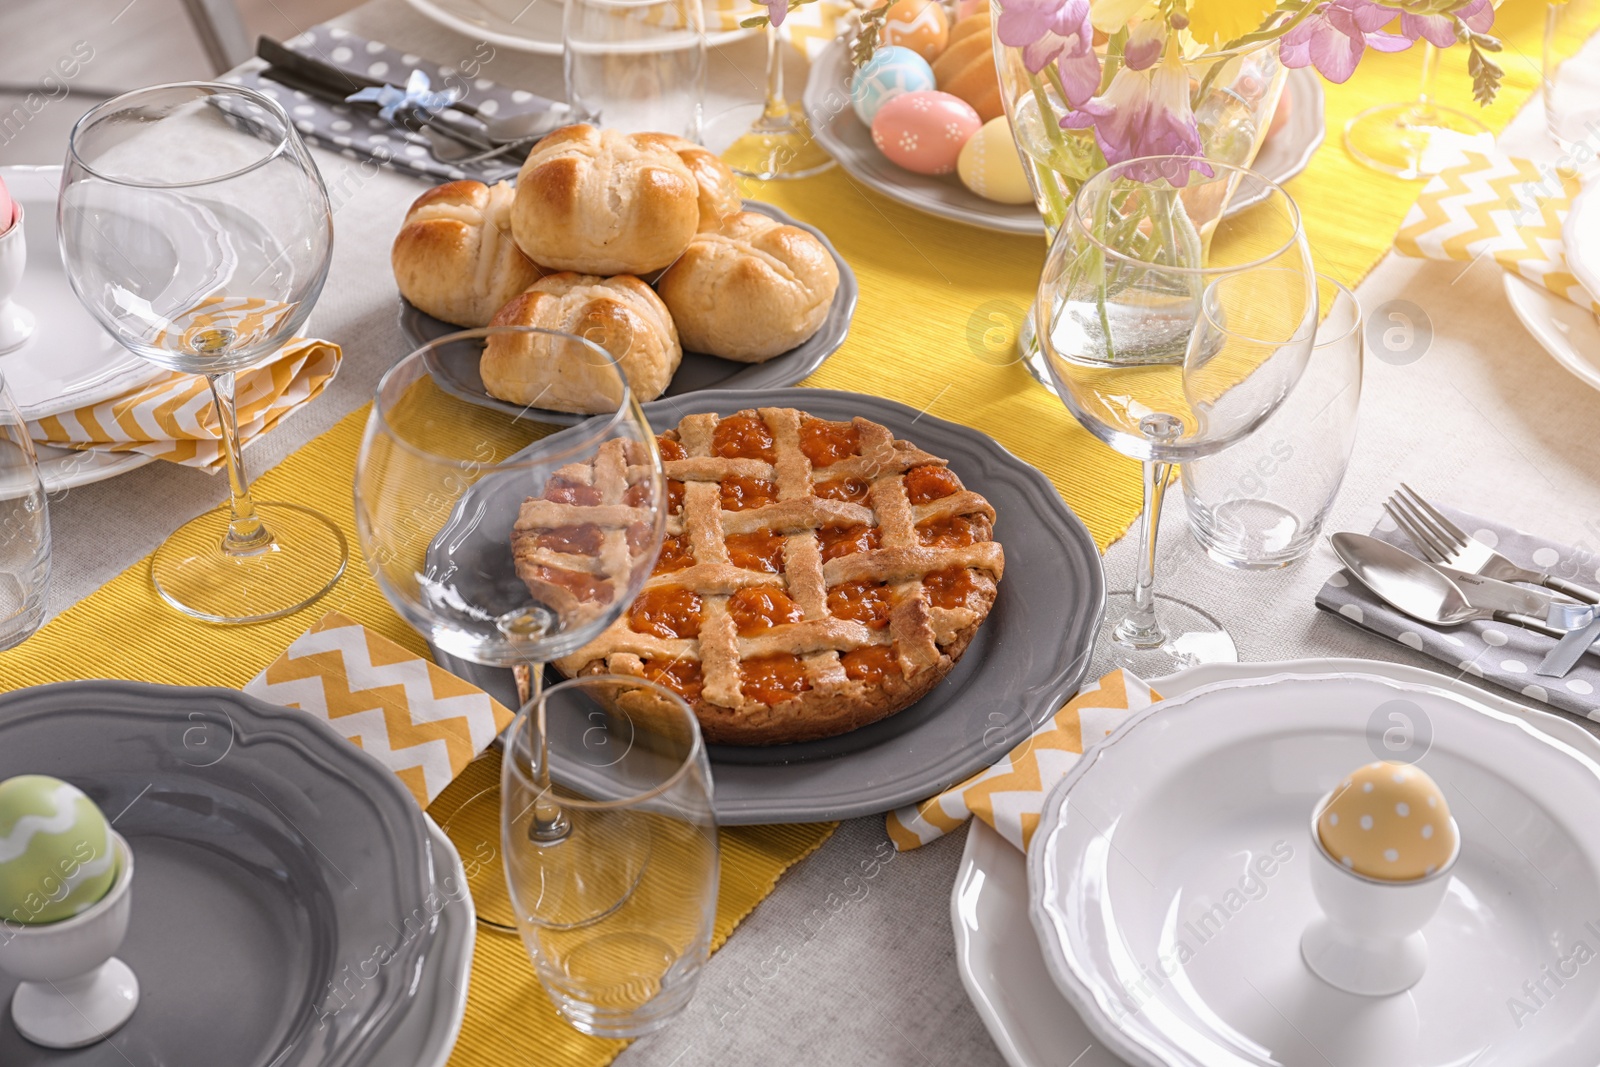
(704, 19), (835, 180)
(58, 82), (343, 623)
(564, 0), (708, 140)
(354, 326), (665, 930)
(0, 374), (48, 651)
(1344, 42), (1493, 181)
(1182, 276), (1363, 569)
(501, 674), (717, 1037)
(1544, 0), (1600, 154)
(1037, 157), (1317, 674)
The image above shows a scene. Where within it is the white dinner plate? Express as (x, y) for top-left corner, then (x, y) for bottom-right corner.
(1028, 668), (1600, 1066)
(801, 42), (1325, 236)
(954, 658), (1600, 1067)
(1504, 271), (1600, 392)
(0, 165), (164, 422)
(402, 0), (754, 55)
(1561, 179), (1600, 309)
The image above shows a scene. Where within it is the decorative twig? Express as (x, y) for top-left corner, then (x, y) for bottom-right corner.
(851, 2), (894, 66)
(1458, 21), (1503, 106)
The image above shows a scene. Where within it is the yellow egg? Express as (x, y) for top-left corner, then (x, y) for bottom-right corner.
(957, 117), (1034, 205)
(1318, 761), (1456, 881)
(881, 0), (950, 63)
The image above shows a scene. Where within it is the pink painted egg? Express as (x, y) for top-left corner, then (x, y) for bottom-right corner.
(870, 90), (981, 176)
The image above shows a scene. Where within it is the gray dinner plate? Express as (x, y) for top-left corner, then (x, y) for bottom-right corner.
(430, 387), (1106, 824)
(801, 40), (1325, 235)
(0, 681), (468, 1067)
(399, 200), (859, 425)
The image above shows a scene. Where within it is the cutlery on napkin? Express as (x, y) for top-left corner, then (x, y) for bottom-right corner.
(27, 338), (338, 470)
(1317, 504), (1600, 718)
(243, 611), (515, 809)
(886, 669), (1160, 852)
(1394, 149), (1598, 312)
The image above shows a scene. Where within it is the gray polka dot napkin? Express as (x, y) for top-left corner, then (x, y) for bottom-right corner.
(1316, 506), (1600, 718)
(227, 25), (558, 184)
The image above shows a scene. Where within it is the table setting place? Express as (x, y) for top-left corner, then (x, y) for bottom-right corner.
(6, 0), (1600, 1064)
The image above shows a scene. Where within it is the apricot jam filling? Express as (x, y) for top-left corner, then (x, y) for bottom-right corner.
(721, 476), (778, 512)
(915, 515), (984, 549)
(741, 654), (811, 705)
(841, 645), (900, 684)
(799, 418), (860, 468)
(728, 588), (805, 636)
(818, 524), (881, 561)
(826, 580), (895, 628)
(904, 465), (962, 506)
(712, 415), (776, 462)
(629, 586), (702, 640)
(642, 657), (704, 702)
(815, 477), (870, 504)
(725, 530), (785, 573)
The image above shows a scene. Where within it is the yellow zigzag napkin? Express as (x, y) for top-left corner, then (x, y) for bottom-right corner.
(28, 338), (340, 471)
(886, 670), (1160, 853)
(242, 610), (515, 809)
(1395, 149), (1599, 313)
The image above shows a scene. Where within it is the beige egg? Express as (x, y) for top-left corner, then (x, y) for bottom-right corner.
(1318, 761), (1456, 881)
(957, 117), (1034, 205)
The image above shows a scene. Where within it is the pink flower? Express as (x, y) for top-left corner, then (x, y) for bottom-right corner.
(1060, 48), (1213, 184)
(996, 0), (1101, 104)
(1123, 20), (1166, 71)
(1400, 0), (1492, 48)
(765, 0), (788, 27)
(1279, 0), (1412, 83)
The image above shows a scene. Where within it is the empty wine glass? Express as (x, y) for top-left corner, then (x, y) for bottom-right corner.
(1037, 156), (1317, 674)
(704, 14), (834, 180)
(354, 325), (665, 929)
(0, 373), (48, 651)
(563, 0), (708, 140)
(502, 673), (717, 1037)
(58, 82), (342, 623)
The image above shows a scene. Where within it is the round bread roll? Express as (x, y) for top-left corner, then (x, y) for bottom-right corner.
(391, 180), (547, 327)
(509, 125), (699, 275)
(659, 135), (742, 231)
(656, 212), (840, 363)
(482, 273), (682, 413)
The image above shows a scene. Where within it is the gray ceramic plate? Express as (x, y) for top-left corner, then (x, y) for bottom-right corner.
(431, 387), (1105, 824)
(801, 40), (1325, 235)
(0, 682), (470, 1067)
(399, 200), (859, 425)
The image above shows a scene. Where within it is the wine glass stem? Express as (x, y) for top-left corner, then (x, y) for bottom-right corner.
(525, 663), (571, 843)
(206, 371), (273, 556)
(1414, 42), (1441, 122)
(760, 24), (789, 125)
(1115, 458), (1174, 650)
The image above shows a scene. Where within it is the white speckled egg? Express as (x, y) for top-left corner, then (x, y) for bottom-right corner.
(850, 45), (937, 127)
(957, 116), (1034, 204)
(1318, 761), (1457, 881)
(871, 90), (981, 176)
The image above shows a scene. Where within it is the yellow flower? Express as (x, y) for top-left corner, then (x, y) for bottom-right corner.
(1090, 0), (1156, 34)
(1185, 0), (1280, 45)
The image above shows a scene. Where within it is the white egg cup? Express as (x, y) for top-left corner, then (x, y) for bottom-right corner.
(1300, 791), (1460, 997)
(0, 201), (35, 355)
(0, 832), (139, 1048)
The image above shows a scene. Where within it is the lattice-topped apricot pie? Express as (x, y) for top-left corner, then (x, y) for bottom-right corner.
(514, 407), (1005, 745)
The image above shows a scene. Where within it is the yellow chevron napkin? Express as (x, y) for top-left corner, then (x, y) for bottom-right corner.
(886, 670), (1161, 853)
(1394, 149), (1599, 313)
(242, 610), (515, 809)
(27, 338), (340, 471)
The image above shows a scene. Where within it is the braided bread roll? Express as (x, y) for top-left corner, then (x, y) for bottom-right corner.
(509, 125), (699, 275)
(482, 273), (682, 413)
(656, 211), (840, 362)
(391, 180), (547, 327)
(658, 135), (742, 232)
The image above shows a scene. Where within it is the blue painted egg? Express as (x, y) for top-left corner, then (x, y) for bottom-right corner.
(850, 46), (937, 127)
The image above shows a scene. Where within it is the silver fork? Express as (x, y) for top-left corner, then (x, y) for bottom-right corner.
(1384, 484), (1600, 603)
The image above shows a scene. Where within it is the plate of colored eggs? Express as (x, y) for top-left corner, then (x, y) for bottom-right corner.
(801, 2), (1326, 237)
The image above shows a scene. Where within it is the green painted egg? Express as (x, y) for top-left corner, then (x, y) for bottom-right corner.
(0, 775), (118, 925)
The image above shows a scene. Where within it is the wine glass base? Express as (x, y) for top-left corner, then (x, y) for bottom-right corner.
(704, 103), (836, 181)
(1343, 102), (1493, 181)
(439, 783), (519, 932)
(1099, 591), (1238, 676)
(150, 501), (347, 624)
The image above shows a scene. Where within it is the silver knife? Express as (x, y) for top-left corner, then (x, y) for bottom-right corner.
(1430, 563), (1600, 678)
(1434, 566), (1566, 616)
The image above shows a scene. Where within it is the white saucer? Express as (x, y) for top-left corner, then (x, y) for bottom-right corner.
(0, 166), (164, 423)
(1561, 179), (1600, 310)
(955, 658), (1600, 1067)
(402, 0), (753, 55)
(1504, 272), (1600, 393)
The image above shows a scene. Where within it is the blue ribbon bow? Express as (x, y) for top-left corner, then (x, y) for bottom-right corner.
(345, 69), (459, 123)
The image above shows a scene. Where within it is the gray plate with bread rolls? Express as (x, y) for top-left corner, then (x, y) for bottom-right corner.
(429, 388), (1105, 825)
(401, 201), (858, 425)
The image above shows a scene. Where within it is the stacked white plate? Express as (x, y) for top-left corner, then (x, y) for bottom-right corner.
(955, 658), (1600, 1067)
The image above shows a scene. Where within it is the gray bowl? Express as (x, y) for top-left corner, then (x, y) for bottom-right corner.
(431, 387), (1105, 824)
(399, 200), (859, 425)
(0, 681), (452, 1067)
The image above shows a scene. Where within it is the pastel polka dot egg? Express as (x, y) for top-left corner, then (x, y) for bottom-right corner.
(871, 90), (982, 177)
(1317, 761), (1456, 881)
(957, 116), (1034, 204)
(850, 45), (936, 127)
(0, 775), (118, 925)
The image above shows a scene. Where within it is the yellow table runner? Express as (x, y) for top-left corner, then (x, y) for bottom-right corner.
(1, 5), (1593, 1065)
